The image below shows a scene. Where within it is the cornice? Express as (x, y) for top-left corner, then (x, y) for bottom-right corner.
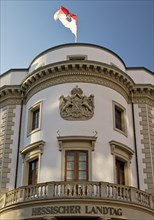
(132, 85), (154, 106)
(21, 61), (135, 103)
(0, 85), (22, 108)
(0, 62), (153, 107)
(20, 140), (45, 156)
(109, 140), (134, 156)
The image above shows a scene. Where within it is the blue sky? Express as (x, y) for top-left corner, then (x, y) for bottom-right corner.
(0, 0), (154, 74)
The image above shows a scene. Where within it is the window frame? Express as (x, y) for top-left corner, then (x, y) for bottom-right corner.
(113, 101), (127, 136)
(115, 157), (125, 185)
(57, 136), (97, 181)
(28, 158), (39, 185)
(65, 150), (88, 181)
(109, 140), (134, 186)
(28, 101), (42, 135)
(20, 140), (45, 185)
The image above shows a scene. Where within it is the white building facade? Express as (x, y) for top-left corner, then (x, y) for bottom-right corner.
(0, 43), (154, 220)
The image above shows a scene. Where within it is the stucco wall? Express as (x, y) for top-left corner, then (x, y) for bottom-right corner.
(20, 83), (137, 187)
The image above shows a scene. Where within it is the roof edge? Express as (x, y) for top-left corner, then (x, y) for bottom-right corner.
(0, 68), (28, 77)
(28, 43), (127, 70)
(127, 67), (154, 75)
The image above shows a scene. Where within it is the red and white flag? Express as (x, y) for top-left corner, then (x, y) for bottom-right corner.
(54, 6), (77, 37)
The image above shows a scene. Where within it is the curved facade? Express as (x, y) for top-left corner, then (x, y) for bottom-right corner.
(0, 43), (154, 220)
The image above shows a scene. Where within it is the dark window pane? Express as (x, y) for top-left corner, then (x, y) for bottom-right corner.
(66, 171), (74, 180)
(67, 161), (74, 170)
(116, 159), (125, 185)
(79, 171), (87, 180)
(115, 107), (122, 130)
(79, 161), (87, 170)
(32, 108), (40, 130)
(28, 159), (38, 185)
(79, 152), (87, 161)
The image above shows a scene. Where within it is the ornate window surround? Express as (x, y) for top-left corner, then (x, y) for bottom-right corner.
(20, 140), (45, 185)
(57, 136), (97, 181)
(109, 140), (134, 186)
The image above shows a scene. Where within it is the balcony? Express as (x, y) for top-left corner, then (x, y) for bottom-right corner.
(0, 181), (153, 210)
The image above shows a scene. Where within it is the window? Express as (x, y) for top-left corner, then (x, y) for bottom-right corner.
(65, 150), (88, 181)
(113, 102), (127, 135)
(57, 136), (97, 181)
(116, 158), (125, 185)
(32, 108), (40, 130)
(110, 140), (134, 186)
(115, 106), (123, 130)
(20, 140), (45, 185)
(28, 159), (38, 185)
(28, 102), (42, 134)
(67, 55), (87, 61)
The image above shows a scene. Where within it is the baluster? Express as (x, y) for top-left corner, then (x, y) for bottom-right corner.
(35, 186), (38, 198)
(83, 184), (86, 197)
(124, 187), (127, 200)
(13, 191), (16, 202)
(30, 187), (32, 198)
(41, 185), (43, 197)
(69, 184), (73, 196)
(42, 185), (44, 197)
(119, 186), (122, 199)
(92, 184), (95, 196)
(86, 184), (90, 196)
(81, 184), (84, 196)
(44, 184), (47, 197)
(54, 184), (57, 197)
(112, 185), (115, 198)
(64, 183), (67, 196)
(58, 184), (61, 196)
(75, 184), (78, 196)
(24, 188), (27, 200)
(66, 184), (70, 196)
(59, 183), (65, 197)
(30, 186), (33, 198)
(55, 184), (59, 196)
(27, 187), (30, 199)
(115, 186), (118, 199)
(121, 186), (124, 199)
(59, 183), (62, 197)
(26, 187), (29, 199)
(96, 184), (98, 197)
(107, 184), (111, 198)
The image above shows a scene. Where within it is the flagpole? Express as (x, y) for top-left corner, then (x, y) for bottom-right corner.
(75, 14), (78, 43)
(75, 33), (77, 43)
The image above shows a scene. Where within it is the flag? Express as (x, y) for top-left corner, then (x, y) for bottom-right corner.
(54, 6), (77, 36)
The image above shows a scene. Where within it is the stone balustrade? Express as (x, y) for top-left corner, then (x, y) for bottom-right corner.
(0, 181), (153, 210)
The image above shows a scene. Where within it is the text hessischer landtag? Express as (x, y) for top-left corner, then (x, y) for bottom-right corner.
(32, 205), (123, 216)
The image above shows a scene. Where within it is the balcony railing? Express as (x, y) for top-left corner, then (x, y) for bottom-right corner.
(0, 181), (153, 210)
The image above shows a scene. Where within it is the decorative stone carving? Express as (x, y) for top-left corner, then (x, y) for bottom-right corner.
(59, 86), (94, 120)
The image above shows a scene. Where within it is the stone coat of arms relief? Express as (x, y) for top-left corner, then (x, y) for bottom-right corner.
(59, 86), (94, 120)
